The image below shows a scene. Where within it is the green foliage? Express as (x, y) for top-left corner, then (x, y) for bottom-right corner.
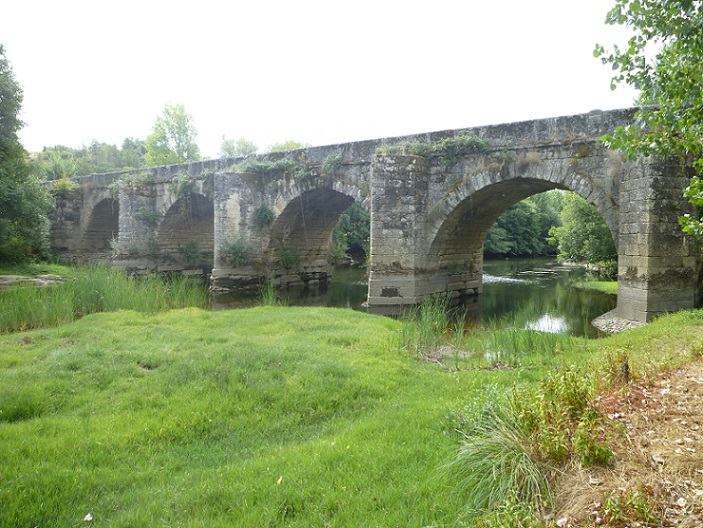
(237, 158), (295, 175)
(449, 397), (554, 513)
(484, 191), (563, 257)
(278, 243), (300, 269)
(53, 177), (79, 197)
(512, 370), (614, 466)
(469, 495), (544, 528)
(449, 368), (613, 518)
(252, 206), (276, 230)
(39, 148), (77, 180)
(145, 237), (162, 259)
(399, 297), (452, 357)
(0, 264), (208, 333)
(32, 139), (146, 179)
(376, 134), (489, 166)
(121, 170), (155, 188)
(220, 238), (252, 267)
(219, 137), (257, 158)
(321, 153), (343, 174)
(177, 241), (206, 264)
(258, 277), (280, 306)
(0, 46), (52, 263)
(602, 484), (661, 527)
(168, 172), (196, 198)
(145, 103), (201, 166)
(330, 203), (370, 264)
(267, 140), (311, 152)
(135, 207), (162, 227)
(548, 191), (617, 265)
(595, 0), (703, 237)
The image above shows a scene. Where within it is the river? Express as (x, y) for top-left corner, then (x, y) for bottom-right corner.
(212, 258), (616, 337)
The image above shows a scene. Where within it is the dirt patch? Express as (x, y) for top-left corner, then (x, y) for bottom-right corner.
(555, 360), (703, 527)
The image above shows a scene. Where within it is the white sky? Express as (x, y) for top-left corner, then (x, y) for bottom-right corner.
(2, 0), (637, 158)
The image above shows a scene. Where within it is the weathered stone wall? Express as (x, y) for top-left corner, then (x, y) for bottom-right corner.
(48, 107), (702, 322)
(617, 158), (700, 320)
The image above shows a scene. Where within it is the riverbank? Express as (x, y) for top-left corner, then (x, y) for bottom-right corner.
(2, 304), (703, 526)
(592, 308), (645, 334)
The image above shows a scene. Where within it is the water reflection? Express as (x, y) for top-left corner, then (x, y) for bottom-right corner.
(211, 258), (616, 338)
(480, 258), (616, 338)
(212, 268), (369, 311)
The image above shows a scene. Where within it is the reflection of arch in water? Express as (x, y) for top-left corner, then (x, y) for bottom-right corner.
(82, 198), (119, 251)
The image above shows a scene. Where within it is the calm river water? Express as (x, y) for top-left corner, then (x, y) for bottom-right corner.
(212, 258), (616, 337)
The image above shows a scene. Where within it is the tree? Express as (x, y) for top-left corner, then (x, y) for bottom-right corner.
(0, 45), (52, 262)
(144, 103), (201, 166)
(484, 191), (563, 257)
(548, 192), (616, 265)
(32, 139), (146, 180)
(331, 203), (370, 265)
(120, 137), (146, 170)
(594, 0), (703, 237)
(267, 140), (311, 153)
(219, 137), (257, 158)
(38, 147), (77, 181)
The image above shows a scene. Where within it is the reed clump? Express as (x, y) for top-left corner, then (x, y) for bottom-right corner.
(0, 264), (208, 333)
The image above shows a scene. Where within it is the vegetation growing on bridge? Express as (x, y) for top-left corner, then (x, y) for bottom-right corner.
(376, 134), (490, 167)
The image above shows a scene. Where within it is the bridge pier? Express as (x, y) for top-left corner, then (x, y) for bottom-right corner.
(366, 154), (482, 311)
(616, 159), (701, 322)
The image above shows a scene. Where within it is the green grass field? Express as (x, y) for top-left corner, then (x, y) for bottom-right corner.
(2, 299), (703, 526)
(574, 280), (618, 295)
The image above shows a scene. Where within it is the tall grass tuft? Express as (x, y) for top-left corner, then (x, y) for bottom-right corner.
(399, 297), (452, 356)
(258, 277), (280, 306)
(0, 265), (209, 333)
(448, 397), (554, 513)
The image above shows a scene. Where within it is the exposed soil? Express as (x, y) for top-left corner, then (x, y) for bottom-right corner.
(555, 360), (703, 527)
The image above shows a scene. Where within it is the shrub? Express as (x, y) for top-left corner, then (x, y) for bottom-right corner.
(279, 243), (300, 270)
(220, 238), (251, 267)
(177, 241), (206, 264)
(136, 207), (162, 226)
(253, 206), (276, 230)
(448, 398), (554, 512)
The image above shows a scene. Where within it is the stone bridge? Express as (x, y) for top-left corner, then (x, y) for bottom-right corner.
(50, 107), (701, 323)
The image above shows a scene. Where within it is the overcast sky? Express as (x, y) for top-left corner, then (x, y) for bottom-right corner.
(2, 1), (638, 158)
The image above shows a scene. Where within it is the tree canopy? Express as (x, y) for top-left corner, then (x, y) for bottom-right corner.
(267, 140), (311, 153)
(32, 139), (146, 180)
(144, 103), (201, 166)
(0, 45), (52, 262)
(595, 0), (703, 237)
(484, 191), (562, 258)
(548, 192), (617, 265)
(219, 137), (257, 158)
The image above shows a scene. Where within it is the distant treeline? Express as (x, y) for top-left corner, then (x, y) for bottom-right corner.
(485, 190), (617, 268)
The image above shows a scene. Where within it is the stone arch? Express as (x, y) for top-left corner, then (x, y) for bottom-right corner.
(273, 176), (369, 216)
(268, 188), (356, 284)
(427, 172), (616, 272)
(81, 198), (119, 251)
(157, 193), (214, 260)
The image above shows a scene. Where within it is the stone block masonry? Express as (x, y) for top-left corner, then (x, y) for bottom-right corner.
(49, 108), (702, 323)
